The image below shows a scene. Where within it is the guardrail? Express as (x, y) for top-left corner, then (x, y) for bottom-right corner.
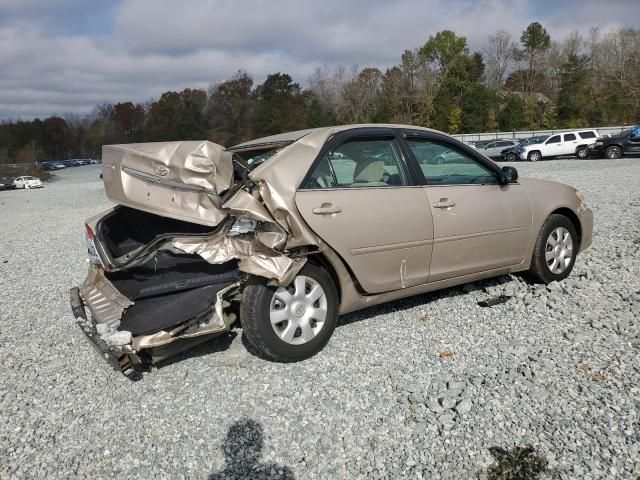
(452, 125), (631, 142)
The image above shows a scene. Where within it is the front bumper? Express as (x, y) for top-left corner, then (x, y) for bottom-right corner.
(69, 287), (142, 380)
(578, 206), (594, 252)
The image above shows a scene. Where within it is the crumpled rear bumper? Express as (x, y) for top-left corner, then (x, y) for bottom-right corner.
(69, 286), (142, 380)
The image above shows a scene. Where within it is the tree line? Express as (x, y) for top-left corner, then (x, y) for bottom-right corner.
(1, 23), (639, 164)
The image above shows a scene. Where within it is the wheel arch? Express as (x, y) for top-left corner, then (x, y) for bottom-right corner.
(549, 207), (582, 248)
(305, 252), (343, 303)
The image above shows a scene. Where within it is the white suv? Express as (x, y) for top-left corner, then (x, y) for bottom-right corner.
(517, 130), (599, 161)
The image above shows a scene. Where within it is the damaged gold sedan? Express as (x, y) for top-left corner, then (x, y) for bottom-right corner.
(70, 125), (593, 378)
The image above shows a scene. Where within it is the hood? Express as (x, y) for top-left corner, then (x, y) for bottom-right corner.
(102, 141), (233, 226)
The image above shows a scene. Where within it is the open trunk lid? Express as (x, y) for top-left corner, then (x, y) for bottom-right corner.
(102, 141), (233, 227)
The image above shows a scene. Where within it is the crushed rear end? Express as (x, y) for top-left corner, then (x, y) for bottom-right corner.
(70, 140), (310, 378)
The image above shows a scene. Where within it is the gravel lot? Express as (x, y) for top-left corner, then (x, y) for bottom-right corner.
(1, 160), (638, 479)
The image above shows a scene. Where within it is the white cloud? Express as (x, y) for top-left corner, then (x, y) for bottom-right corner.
(0, 0), (638, 119)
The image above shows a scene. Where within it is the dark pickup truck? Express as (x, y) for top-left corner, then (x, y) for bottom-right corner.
(589, 127), (640, 159)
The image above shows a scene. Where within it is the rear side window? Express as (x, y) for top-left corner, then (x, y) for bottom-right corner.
(547, 135), (561, 144)
(303, 138), (408, 189)
(563, 133), (576, 141)
(579, 131), (596, 139)
(407, 139), (497, 185)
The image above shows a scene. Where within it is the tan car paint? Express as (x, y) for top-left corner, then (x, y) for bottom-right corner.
(295, 187), (433, 293)
(102, 140), (233, 226)
(424, 183), (531, 282)
(83, 124), (593, 361)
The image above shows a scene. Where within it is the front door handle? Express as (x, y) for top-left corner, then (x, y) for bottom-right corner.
(312, 203), (342, 215)
(433, 198), (456, 208)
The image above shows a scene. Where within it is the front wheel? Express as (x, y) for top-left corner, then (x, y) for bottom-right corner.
(240, 263), (339, 362)
(528, 151), (542, 162)
(505, 152), (517, 162)
(527, 214), (578, 284)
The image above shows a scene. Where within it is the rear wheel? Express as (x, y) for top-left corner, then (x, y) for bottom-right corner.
(605, 146), (622, 159)
(576, 147), (588, 159)
(528, 151), (542, 162)
(240, 263), (339, 362)
(527, 214), (578, 284)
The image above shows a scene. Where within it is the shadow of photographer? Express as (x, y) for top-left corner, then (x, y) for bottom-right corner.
(209, 418), (295, 480)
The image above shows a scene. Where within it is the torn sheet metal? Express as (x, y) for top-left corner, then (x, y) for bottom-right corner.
(80, 264), (133, 329)
(102, 141), (233, 227)
(171, 224), (305, 285)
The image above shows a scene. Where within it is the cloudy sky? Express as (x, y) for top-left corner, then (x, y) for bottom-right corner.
(1, 0), (638, 120)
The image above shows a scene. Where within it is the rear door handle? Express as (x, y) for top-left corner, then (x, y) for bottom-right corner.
(433, 198), (456, 208)
(312, 203), (342, 215)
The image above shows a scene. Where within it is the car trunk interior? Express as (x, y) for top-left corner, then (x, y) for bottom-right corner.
(98, 206), (216, 259)
(98, 207), (241, 336)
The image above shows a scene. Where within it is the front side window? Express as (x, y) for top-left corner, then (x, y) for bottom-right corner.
(407, 139), (497, 185)
(303, 138), (408, 189)
(547, 135), (561, 144)
(564, 133), (576, 141)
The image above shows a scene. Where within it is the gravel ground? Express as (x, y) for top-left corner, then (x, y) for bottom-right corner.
(0, 160), (638, 479)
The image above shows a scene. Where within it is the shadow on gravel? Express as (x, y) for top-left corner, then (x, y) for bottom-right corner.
(208, 418), (295, 480)
(338, 274), (513, 328)
(153, 331), (237, 369)
(485, 445), (548, 480)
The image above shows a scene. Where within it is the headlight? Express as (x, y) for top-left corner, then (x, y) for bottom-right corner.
(576, 191), (587, 204)
(593, 141), (603, 147)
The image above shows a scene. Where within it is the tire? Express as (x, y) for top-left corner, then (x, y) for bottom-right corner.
(605, 146), (622, 159)
(528, 151), (542, 162)
(505, 152), (517, 162)
(576, 147), (588, 159)
(240, 263), (339, 362)
(527, 214), (578, 284)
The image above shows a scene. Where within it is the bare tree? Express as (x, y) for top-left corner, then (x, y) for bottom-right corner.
(308, 65), (357, 119)
(483, 30), (517, 89)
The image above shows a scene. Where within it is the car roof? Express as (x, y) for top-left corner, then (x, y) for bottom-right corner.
(230, 124), (444, 150)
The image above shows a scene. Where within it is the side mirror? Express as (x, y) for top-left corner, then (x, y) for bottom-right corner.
(500, 166), (518, 184)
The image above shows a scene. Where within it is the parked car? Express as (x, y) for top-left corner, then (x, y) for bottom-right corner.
(476, 139), (520, 159)
(0, 176), (17, 191)
(13, 176), (43, 189)
(71, 125), (593, 378)
(588, 126), (640, 158)
(501, 136), (549, 162)
(516, 130), (599, 161)
(41, 162), (66, 171)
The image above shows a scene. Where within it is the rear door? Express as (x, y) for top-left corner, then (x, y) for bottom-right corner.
(402, 131), (531, 282)
(295, 128), (433, 294)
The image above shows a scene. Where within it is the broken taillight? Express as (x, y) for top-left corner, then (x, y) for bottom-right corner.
(84, 223), (103, 266)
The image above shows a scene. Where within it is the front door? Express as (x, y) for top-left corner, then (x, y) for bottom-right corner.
(296, 131), (434, 294)
(404, 133), (531, 282)
(543, 135), (563, 157)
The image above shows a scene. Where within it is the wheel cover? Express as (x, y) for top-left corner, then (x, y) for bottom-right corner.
(269, 275), (328, 345)
(607, 148), (620, 159)
(545, 226), (574, 274)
